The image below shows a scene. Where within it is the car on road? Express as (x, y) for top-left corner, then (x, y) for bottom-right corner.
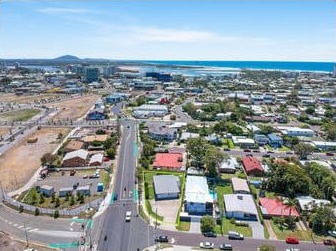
(127, 125), (130, 128)
(219, 243), (233, 250)
(323, 239), (336, 246)
(243, 149), (251, 152)
(155, 235), (169, 243)
(224, 148), (231, 151)
(228, 231), (244, 240)
(200, 242), (214, 249)
(262, 154), (271, 158)
(203, 231), (217, 237)
(125, 211), (132, 222)
(253, 150), (260, 153)
(285, 248), (300, 251)
(285, 237), (299, 244)
(267, 150), (274, 153)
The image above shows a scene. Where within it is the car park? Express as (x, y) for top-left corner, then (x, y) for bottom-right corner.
(203, 231), (217, 237)
(219, 243), (233, 250)
(155, 235), (169, 243)
(200, 242), (214, 249)
(285, 237), (299, 244)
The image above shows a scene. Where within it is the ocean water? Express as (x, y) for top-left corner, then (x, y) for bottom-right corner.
(142, 60), (335, 73)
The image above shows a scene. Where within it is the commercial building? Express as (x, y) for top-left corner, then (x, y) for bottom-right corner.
(224, 194), (258, 221)
(148, 123), (177, 141)
(84, 67), (100, 83)
(145, 72), (172, 82)
(184, 176), (213, 215)
(153, 175), (180, 200)
(133, 104), (168, 118)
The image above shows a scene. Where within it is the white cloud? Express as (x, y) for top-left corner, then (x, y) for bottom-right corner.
(37, 7), (96, 15)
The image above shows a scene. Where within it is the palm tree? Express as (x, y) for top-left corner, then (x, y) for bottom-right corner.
(284, 198), (297, 228)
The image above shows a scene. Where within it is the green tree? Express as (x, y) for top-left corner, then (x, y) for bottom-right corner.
(106, 147), (116, 159)
(305, 106), (315, 115)
(200, 215), (216, 233)
(54, 210), (59, 219)
(55, 197), (60, 208)
(51, 192), (55, 203)
(310, 205), (336, 233)
(34, 208), (40, 216)
(40, 153), (57, 165)
(39, 194), (45, 204)
(284, 198), (297, 228)
(204, 145), (226, 177)
(70, 195), (75, 206)
(186, 137), (208, 168)
(294, 142), (314, 160)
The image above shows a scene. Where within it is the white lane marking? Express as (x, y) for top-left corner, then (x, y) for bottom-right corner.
(18, 226), (24, 229)
(119, 131), (131, 196)
(29, 228), (39, 232)
(13, 223), (18, 227)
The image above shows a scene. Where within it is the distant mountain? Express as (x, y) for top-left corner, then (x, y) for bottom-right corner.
(53, 55), (81, 61)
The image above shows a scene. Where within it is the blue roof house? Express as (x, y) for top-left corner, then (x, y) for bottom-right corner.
(268, 133), (283, 148)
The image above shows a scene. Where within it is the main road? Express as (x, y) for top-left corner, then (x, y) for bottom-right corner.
(93, 118), (154, 251)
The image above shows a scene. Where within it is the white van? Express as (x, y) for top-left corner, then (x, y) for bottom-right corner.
(228, 231), (244, 240)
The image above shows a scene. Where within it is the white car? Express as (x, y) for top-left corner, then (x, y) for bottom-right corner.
(125, 211), (132, 222)
(328, 230), (336, 237)
(200, 242), (214, 249)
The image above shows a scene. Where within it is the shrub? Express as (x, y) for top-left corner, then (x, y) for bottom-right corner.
(34, 208), (40, 216)
(19, 205), (24, 213)
(54, 210), (59, 219)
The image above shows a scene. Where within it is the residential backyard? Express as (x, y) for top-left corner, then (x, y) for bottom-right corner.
(221, 218), (253, 237)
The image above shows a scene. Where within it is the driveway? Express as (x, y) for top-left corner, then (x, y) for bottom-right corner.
(248, 221), (265, 239)
(189, 217), (201, 233)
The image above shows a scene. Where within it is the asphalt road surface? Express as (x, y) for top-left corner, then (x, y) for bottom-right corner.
(96, 119), (153, 251)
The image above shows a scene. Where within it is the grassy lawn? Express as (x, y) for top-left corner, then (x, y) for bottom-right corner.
(221, 218), (252, 237)
(176, 220), (190, 231)
(277, 145), (291, 152)
(145, 200), (164, 221)
(228, 139), (235, 149)
(270, 220), (325, 242)
(0, 109), (40, 122)
(100, 171), (111, 190)
(215, 183), (233, 210)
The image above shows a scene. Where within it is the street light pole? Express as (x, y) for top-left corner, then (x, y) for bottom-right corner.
(24, 222), (29, 247)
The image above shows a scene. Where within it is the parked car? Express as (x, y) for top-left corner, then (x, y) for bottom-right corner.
(243, 149), (251, 152)
(155, 235), (169, 243)
(203, 231), (217, 237)
(200, 242), (214, 249)
(228, 231), (244, 240)
(224, 148), (231, 151)
(326, 152), (334, 156)
(327, 230), (336, 237)
(285, 237), (299, 244)
(323, 239), (336, 246)
(285, 248), (300, 251)
(219, 243), (233, 250)
(262, 154), (271, 158)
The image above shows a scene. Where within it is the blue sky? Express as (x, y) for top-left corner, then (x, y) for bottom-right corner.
(1, 1), (335, 61)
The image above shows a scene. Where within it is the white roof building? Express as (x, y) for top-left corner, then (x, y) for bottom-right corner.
(63, 149), (89, 161)
(296, 196), (330, 211)
(185, 176), (213, 204)
(224, 194), (258, 220)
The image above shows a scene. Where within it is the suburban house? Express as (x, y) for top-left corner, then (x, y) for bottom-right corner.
(231, 177), (250, 194)
(89, 153), (104, 166)
(148, 123), (177, 142)
(296, 196), (331, 212)
(64, 140), (84, 153)
(218, 157), (238, 174)
(242, 156), (264, 176)
(224, 194), (258, 221)
(105, 93), (129, 104)
(86, 108), (106, 120)
(62, 149), (89, 167)
(311, 141), (336, 151)
(153, 175), (180, 200)
(152, 153), (183, 170)
(232, 136), (255, 148)
(180, 132), (199, 143)
(267, 133), (283, 148)
(259, 198), (300, 218)
(254, 134), (269, 146)
(278, 126), (315, 137)
(184, 176), (213, 215)
(39, 185), (54, 197)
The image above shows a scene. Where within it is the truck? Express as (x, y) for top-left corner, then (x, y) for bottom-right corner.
(228, 231), (244, 240)
(125, 211), (132, 222)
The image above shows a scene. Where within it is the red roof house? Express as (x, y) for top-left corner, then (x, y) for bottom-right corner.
(153, 153), (183, 170)
(259, 198), (299, 218)
(242, 156), (264, 176)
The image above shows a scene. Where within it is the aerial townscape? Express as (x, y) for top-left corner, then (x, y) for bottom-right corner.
(0, 1), (335, 251)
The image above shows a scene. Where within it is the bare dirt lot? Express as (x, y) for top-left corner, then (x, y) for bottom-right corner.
(0, 93), (66, 104)
(49, 94), (99, 120)
(0, 127), (70, 191)
(0, 231), (56, 251)
(0, 127), (10, 137)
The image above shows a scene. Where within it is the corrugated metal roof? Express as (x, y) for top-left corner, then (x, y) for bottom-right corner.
(153, 175), (180, 195)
